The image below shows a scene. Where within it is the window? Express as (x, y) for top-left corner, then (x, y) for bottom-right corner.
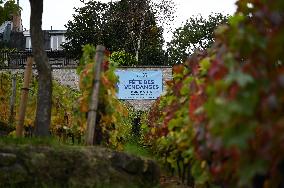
(25, 37), (32, 50)
(50, 35), (65, 50)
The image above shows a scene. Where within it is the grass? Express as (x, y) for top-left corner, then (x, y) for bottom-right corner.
(123, 139), (153, 158)
(0, 136), (68, 147)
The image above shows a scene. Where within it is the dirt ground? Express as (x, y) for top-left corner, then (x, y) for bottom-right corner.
(160, 175), (191, 188)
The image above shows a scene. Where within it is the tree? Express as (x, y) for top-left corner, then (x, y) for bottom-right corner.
(110, 50), (138, 66)
(0, 0), (20, 25)
(29, 0), (52, 136)
(166, 13), (228, 65)
(63, 0), (174, 65)
(109, 0), (167, 65)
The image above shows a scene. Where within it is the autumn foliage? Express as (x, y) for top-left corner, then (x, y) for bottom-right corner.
(0, 72), (79, 138)
(0, 45), (132, 149)
(144, 0), (284, 187)
(76, 45), (132, 149)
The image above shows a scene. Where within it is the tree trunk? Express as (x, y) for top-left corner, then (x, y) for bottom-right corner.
(29, 0), (52, 136)
(135, 13), (145, 62)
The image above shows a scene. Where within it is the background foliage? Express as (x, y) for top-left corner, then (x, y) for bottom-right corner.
(110, 50), (138, 66)
(63, 0), (174, 65)
(166, 13), (228, 65)
(0, 0), (20, 25)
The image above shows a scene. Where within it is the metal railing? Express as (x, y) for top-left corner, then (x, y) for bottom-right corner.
(0, 50), (79, 69)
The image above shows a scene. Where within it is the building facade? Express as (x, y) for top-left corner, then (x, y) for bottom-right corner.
(0, 0), (66, 51)
(23, 30), (67, 51)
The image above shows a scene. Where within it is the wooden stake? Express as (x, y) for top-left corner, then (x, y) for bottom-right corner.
(16, 57), (33, 137)
(8, 74), (17, 126)
(85, 45), (105, 145)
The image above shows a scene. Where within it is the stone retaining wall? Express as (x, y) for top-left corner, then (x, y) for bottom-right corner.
(0, 68), (79, 90)
(52, 68), (79, 89)
(0, 144), (160, 187)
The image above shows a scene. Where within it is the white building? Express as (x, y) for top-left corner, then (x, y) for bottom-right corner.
(23, 30), (67, 51)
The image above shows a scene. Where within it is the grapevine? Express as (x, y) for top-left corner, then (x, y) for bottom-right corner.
(144, 0), (284, 187)
(76, 44), (132, 149)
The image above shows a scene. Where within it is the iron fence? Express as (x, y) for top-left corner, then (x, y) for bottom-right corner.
(0, 50), (79, 69)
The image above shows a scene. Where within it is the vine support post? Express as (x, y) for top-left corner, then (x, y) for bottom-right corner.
(16, 57), (33, 137)
(8, 74), (17, 127)
(85, 45), (105, 145)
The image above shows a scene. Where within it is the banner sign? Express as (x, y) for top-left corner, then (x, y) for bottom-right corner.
(115, 70), (163, 99)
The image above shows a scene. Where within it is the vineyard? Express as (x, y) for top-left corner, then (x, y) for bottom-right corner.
(1, 0), (284, 187)
(0, 45), (133, 149)
(141, 0), (284, 187)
